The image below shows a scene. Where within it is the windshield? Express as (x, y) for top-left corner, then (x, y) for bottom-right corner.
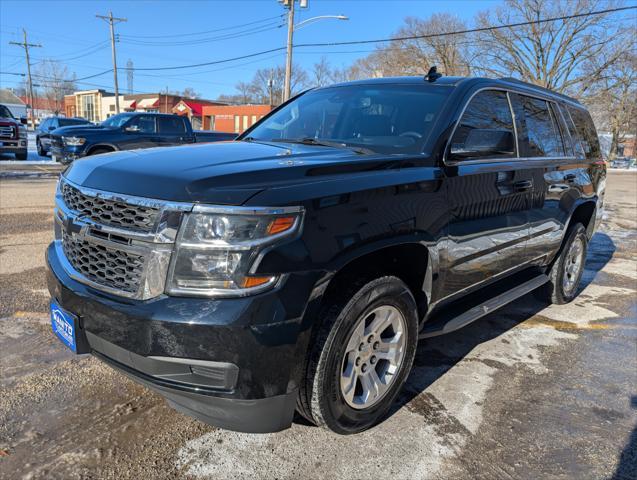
(59, 118), (90, 127)
(101, 113), (134, 127)
(246, 84), (452, 154)
(0, 105), (15, 119)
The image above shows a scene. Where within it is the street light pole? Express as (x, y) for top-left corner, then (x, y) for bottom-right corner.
(281, 0), (348, 102)
(283, 0), (295, 102)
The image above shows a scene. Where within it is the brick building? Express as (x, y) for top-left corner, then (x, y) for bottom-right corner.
(172, 99), (225, 130)
(201, 104), (273, 133)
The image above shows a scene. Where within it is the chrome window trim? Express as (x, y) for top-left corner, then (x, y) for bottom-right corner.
(443, 87), (575, 167)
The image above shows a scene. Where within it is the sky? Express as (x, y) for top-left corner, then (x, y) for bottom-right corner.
(0, 0), (500, 99)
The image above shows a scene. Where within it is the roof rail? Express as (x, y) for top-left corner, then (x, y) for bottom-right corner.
(499, 77), (581, 105)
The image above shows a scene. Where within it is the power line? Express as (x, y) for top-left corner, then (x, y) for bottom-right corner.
(122, 14), (285, 39)
(130, 5), (636, 72)
(119, 21), (285, 47)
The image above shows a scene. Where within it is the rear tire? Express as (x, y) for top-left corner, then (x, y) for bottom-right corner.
(298, 276), (418, 434)
(537, 223), (588, 305)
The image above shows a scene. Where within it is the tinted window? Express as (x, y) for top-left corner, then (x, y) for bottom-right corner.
(449, 90), (515, 161)
(157, 116), (187, 134)
(566, 106), (601, 160)
(0, 105), (15, 118)
(58, 118), (89, 127)
(126, 115), (156, 133)
(517, 95), (564, 157)
(247, 84), (452, 154)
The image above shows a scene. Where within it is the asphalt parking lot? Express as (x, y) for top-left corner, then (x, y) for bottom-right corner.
(0, 170), (635, 480)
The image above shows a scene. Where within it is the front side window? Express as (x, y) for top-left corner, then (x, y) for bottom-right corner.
(0, 105), (15, 119)
(517, 95), (565, 157)
(246, 84), (452, 154)
(158, 116), (187, 134)
(448, 90), (515, 161)
(126, 115), (156, 133)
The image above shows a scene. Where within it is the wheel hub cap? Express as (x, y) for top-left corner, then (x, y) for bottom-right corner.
(340, 305), (407, 410)
(562, 236), (584, 295)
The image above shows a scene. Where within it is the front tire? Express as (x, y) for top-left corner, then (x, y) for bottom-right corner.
(298, 276), (418, 434)
(538, 223), (588, 305)
(36, 139), (45, 157)
(15, 150), (27, 161)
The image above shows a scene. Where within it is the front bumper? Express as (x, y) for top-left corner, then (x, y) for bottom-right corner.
(0, 138), (27, 154)
(51, 144), (86, 163)
(46, 241), (320, 432)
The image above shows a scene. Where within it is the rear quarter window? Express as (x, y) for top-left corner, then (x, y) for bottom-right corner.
(566, 106), (601, 160)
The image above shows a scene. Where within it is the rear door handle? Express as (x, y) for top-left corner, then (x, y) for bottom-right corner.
(513, 180), (533, 192)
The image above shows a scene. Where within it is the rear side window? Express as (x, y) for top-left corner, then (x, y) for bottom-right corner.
(566, 106), (601, 160)
(449, 90), (515, 161)
(516, 95), (565, 157)
(158, 116), (187, 134)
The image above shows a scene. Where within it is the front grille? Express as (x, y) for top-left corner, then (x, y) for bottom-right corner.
(62, 232), (144, 294)
(61, 181), (160, 232)
(0, 126), (15, 138)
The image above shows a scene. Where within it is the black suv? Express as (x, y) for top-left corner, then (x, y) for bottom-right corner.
(46, 75), (605, 434)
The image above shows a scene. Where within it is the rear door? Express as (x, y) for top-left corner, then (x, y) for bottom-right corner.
(509, 93), (574, 263)
(120, 115), (160, 150)
(441, 89), (532, 298)
(157, 116), (192, 146)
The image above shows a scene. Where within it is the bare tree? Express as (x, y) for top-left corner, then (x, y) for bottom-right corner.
(311, 57), (333, 87)
(34, 60), (76, 114)
(248, 65), (308, 105)
(348, 13), (473, 78)
(473, 0), (631, 95)
(586, 51), (637, 159)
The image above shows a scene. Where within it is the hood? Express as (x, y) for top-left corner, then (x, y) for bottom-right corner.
(0, 117), (19, 125)
(51, 124), (108, 136)
(63, 140), (416, 205)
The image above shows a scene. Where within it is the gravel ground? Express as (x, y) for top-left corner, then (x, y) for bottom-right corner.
(0, 171), (635, 480)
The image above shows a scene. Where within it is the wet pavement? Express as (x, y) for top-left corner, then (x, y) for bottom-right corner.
(0, 171), (635, 480)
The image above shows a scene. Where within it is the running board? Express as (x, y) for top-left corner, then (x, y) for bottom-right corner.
(418, 274), (549, 339)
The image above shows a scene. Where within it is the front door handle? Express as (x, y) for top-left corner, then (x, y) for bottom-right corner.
(513, 180), (533, 192)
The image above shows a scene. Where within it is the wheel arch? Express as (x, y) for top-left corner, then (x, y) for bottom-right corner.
(86, 143), (118, 155)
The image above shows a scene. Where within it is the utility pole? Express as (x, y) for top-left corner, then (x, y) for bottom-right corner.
(97, 11), (127, 113)
(9, 29), (41, 129)
(283, 0), (296, 102)
(268, 73), (274, 106)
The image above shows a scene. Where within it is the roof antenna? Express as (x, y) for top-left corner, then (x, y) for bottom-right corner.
(425, 66), (442, 82)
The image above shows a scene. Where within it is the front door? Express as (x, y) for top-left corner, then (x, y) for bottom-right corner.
(120, 115), (160, 150)
(441, 89), (532, 298)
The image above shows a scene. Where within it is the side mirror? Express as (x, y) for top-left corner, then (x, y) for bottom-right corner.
(450, 128), (514, 161)
(20, 117), (28, 125)
(124, 125), (140, 133)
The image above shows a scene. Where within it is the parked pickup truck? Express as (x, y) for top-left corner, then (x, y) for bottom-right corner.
(46, 74), (605, 435)
(0, 104), (28, 160)
(49, 112), (236, 163)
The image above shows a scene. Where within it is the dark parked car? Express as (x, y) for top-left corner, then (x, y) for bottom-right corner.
(47, 75), (605, 434)
(0, 103), (27, 160)
(36, 117), (92, 156)
(49, 112), (236, 163)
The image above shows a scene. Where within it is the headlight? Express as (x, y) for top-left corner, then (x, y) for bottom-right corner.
(62, 136), (86, 146)
(166, 206), (303, 297)
(18, 126), (27, 138)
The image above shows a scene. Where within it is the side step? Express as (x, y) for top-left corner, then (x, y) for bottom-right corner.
(418, 274), (549, 339)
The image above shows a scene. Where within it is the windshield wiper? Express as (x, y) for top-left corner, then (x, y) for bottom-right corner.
(271, 137), (374, 155)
